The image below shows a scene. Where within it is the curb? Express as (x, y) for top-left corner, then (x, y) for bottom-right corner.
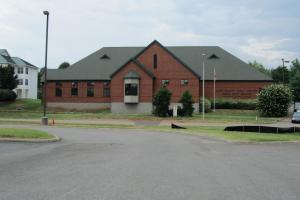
(0, 134), (61, 143)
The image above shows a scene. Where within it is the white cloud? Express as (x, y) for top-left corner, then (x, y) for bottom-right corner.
(240, 38), (299, 67)
(0, 0), (299, 69)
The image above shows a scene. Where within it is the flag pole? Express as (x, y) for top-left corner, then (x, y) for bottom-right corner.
(213, 68), (216, 112)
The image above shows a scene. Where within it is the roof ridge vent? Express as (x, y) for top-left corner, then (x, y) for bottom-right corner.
(100, 54), (110, 59)
(208, 54), (219, 59)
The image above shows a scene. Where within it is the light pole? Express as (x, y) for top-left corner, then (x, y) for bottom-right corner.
(202, 53), (206, 120)
(281, 58), (290, 84)
(42, 10), (49, 125)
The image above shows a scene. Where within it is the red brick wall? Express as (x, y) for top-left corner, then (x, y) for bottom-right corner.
(136, 43), (200, 102)
(203, 81), (271, 99)
(110, 61), (153, 102)
(46, 81), (110, 102)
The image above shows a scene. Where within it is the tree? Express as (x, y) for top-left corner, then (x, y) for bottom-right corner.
(249, 61), (271, 77)
(271, 66), (290, 84)
(153, 87), (172, 117)
(58, 62), (70, 69)
(290, 69), (300, 101)
(0, 65), (18, 90)
(290, 59), (300, 76)
(179, 90), (194, 116)
(257, 84), (292, 117)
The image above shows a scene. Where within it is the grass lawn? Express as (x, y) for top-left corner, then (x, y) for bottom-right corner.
(0, 128), (55, 139)
(50, 123), (300, 142)
(0, 99), (280, 124)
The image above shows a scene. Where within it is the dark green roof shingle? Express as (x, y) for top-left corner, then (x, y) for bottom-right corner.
(47, 43), (272, 81)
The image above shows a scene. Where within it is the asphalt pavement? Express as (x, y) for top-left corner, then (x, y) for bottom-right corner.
(0, 126), (300, 200)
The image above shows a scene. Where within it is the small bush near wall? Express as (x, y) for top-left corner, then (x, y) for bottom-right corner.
(0, 89), (17, 101)
(178, 90), (194, 116)
(213, 98), (257, 110)
(199, 98), (212, 113)
(257, 84), (292, 117)
(153, 87), (172, 117)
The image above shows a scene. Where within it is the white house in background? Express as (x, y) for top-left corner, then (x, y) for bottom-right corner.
(0, 49), (39, 99)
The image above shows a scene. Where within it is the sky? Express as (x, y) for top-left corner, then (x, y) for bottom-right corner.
(0, 0), (299, 69)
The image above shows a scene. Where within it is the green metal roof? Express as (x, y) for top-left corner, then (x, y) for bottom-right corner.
(47, 41), (272, 81)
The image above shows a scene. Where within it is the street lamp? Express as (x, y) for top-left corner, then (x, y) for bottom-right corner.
(202, 53), (206, 120)
(281, 58), (290, 84)
(41, 10), (49, 125)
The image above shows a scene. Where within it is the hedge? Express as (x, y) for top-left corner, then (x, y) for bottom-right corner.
(199, 98), (212, 113)
(0, 89), (17, 101)
(213, 98), (257, 110)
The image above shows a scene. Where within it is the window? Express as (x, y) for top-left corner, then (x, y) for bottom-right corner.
(55, 88), (62, 97)
(87, 88), (94, 97)
(87, 81), (95, 97)
(25, 79), (28, 85)
(125, 83), (138, 96)
(153, 54), (157, 69)
(162, 80), (169, 86)
(71, 81), (78, 96)
(25, 68), (29, 74)
(17, 67), (23, 74)
(103, 88), (110, 97)
(181, 80), (189, 85)
(18, 79), (23, 85)
(55, 82), (62, 97)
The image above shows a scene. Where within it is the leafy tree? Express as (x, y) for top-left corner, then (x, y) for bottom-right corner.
(271, 66), (290, 84)
(58, 62), (70, 69)
(257, 84), (292, 117)
(178, 90), (194, 116)
(290, 69), (300, 101)
(153, 87), (172, 117)
(290, 59), (300, 76)
(0, 65), (18, 90)
(249, 61), (271, 77)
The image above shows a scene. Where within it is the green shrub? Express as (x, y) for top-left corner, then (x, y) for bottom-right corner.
(153, 87), (172, 117)
(0, 89), (17, 101)
(214, 98), (257, 110)
(178, 90), (194, 116)
(199, 98), (211, 113)
(257, 84), (292, 117)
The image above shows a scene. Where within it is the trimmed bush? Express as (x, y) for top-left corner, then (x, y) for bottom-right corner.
(257, 84), (292, 117)
(0, 89), (17, 101)
(199, 98), (211, 113)
(213, 98), (257, 110)
(153, 87), (172, 117)
(178, 90), (194, 116)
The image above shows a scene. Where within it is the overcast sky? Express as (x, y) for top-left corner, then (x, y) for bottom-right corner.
(0, 0), (299, 69)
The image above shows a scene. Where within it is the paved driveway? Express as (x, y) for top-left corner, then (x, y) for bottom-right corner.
(0, 126), (300, 200)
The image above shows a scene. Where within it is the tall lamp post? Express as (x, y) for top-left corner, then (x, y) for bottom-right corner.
(281, 58), (290, 84)
(202, 53), (206, 120)
(42, 10), (49, 125)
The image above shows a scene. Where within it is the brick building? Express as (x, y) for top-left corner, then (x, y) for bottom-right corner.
(46, 40), (272, 113)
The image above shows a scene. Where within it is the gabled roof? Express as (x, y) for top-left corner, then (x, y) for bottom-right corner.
(11, 57), (38, 69)
(124, 70), (140, 79)
(110, 58), (155, 79)
(0, 55), (15, 65)
(47, 41), (272, 81)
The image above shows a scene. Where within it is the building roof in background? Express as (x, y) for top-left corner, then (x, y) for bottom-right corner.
(11, 57), (38, 69)
(0, 49), (38, 69)
(47, 41), (272, 81)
